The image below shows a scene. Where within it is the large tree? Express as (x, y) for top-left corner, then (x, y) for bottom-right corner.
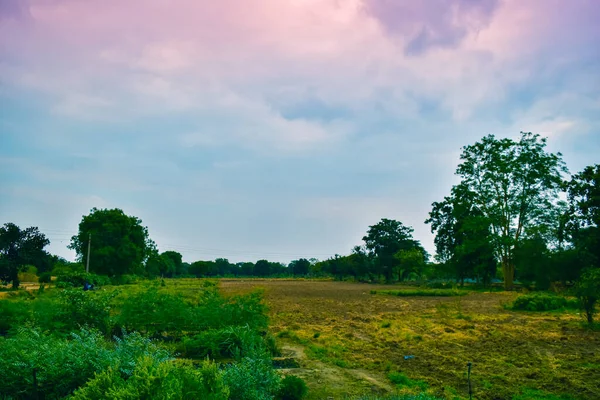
(449, 132), (566, 289)
(0, 223), (50, 288)
(69, 208), (153, 276)
(567, 164), (600, 270)
(362, 218), (427, 282)
(427, 184), (497, 286)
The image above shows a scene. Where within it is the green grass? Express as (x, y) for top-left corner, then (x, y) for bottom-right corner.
(512, 388), (577, 400)
(388, 372), (428, 390)
(371, 289), (468, 297)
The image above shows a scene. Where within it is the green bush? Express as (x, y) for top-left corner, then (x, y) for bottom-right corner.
(223, 349), (281, 400)
(110, 274), (141, 285)
(72, 357), (229, 400)
(55, 272), (111, 288)
(0, 299), (31, 335)
(179, 326), (264, 359)
(278, 375), (308, 400)
(38, 272), (52, 283)
(57, 289), (120, 334)
(0, 328), (170, 399)
(510, 293), (577, 312)
(116, 284), (192, 337)
(574, 269), (600, 324)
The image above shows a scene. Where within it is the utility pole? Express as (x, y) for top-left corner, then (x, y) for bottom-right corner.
(86, 233), (91, 273)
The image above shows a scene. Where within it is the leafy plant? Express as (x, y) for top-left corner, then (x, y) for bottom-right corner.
(278, 375), (308, 400)
(510, 293), (578, 312)
(223, 349), (281, 400)
(574, 268), (600, 324)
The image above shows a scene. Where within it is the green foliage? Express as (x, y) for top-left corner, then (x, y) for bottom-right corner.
(512, 388), (576, 400)
(116, 283), (268, 337)
(0, 223), (50, 288)
(371, 289), (466, 297)
(0, 299), (30, 335)
(116, 284), (191, 337)
(387, 372), (428, 390)
(178, 326), (264, 359)
(38, 271), (52, 283)
(71, 357), (229, 400)
(352, 395), (442, 400)
(289, 259), (311, 276)
(278, 375), (308, 400)
(574, 268), (600, 324)
(510, 293), (578, 312)
(363, 219), (428, 283)
(223, 349), (281, 400)
(428, 132), (567, 290)
(58, 289), (119, 334)
(55, 271), (111, 287)
(0, 328), (170, 399)
(69, 208), (154, 276)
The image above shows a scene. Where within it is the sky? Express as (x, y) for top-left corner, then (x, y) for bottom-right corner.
(1, 0), (599, 264)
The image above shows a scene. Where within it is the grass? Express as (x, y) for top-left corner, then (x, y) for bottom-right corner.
(219, 279), (600, 400)
(371, 289), (468, 297)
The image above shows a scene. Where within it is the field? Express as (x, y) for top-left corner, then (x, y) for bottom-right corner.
(216, 279), (599, 400)
(2, 278), (599, 400)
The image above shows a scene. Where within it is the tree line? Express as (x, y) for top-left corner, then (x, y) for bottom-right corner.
(1, 131), (598, 293)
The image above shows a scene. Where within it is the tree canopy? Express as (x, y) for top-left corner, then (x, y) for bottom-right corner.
(0, 223), (50, 288)
(429, 132), (567, 289)
(69, 208), (153, 276)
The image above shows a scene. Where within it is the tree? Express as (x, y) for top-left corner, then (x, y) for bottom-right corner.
(69, 208), (153, 276)
(426, 187), (497, 286)
(162, 251), (184, 276)
(189, 260), (215, 277)
(289, 259), (310, 276)
(362, 218), (427, 282)
(0, 223), (50, 288)
(567, 164), (600, 270)
(452, 132), (567, 289)
(574, 268), (600, 324)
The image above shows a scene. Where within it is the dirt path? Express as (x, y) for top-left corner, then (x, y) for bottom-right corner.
(279, 343), (394, 399)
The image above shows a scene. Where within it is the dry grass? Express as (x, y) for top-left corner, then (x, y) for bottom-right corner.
(219, 279), (600, 400)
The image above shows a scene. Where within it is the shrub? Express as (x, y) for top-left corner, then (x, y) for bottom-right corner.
(223, 349), (281, 400)
(58, 289), (119, 334)
(178, 326), (264, 359)
(278, 375), (308, 400)
(110, 274), (141, 285)
(38, 272), (52, 283)
(574, 269), (600, 324)
(72, 357), (229, 400)
(116, 284), (192, 337)
(510, 293), (575, 312)
(0, 299), (30, 335)
(55, 272), (111, 288)
(0, 328), (171, 399)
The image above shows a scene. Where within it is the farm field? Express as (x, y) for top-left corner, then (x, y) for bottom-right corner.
(216, 279), (600, 400)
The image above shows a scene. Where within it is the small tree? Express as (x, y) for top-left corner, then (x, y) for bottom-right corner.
(0, 223), (50, 288)
(574, 269), (600, 324)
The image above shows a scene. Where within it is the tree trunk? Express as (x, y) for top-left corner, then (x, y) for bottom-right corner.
(502, 257), (515, 291)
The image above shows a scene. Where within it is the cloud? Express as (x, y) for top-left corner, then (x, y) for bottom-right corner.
(0, 0), (599, 262)
(363, 0), (499, 54)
